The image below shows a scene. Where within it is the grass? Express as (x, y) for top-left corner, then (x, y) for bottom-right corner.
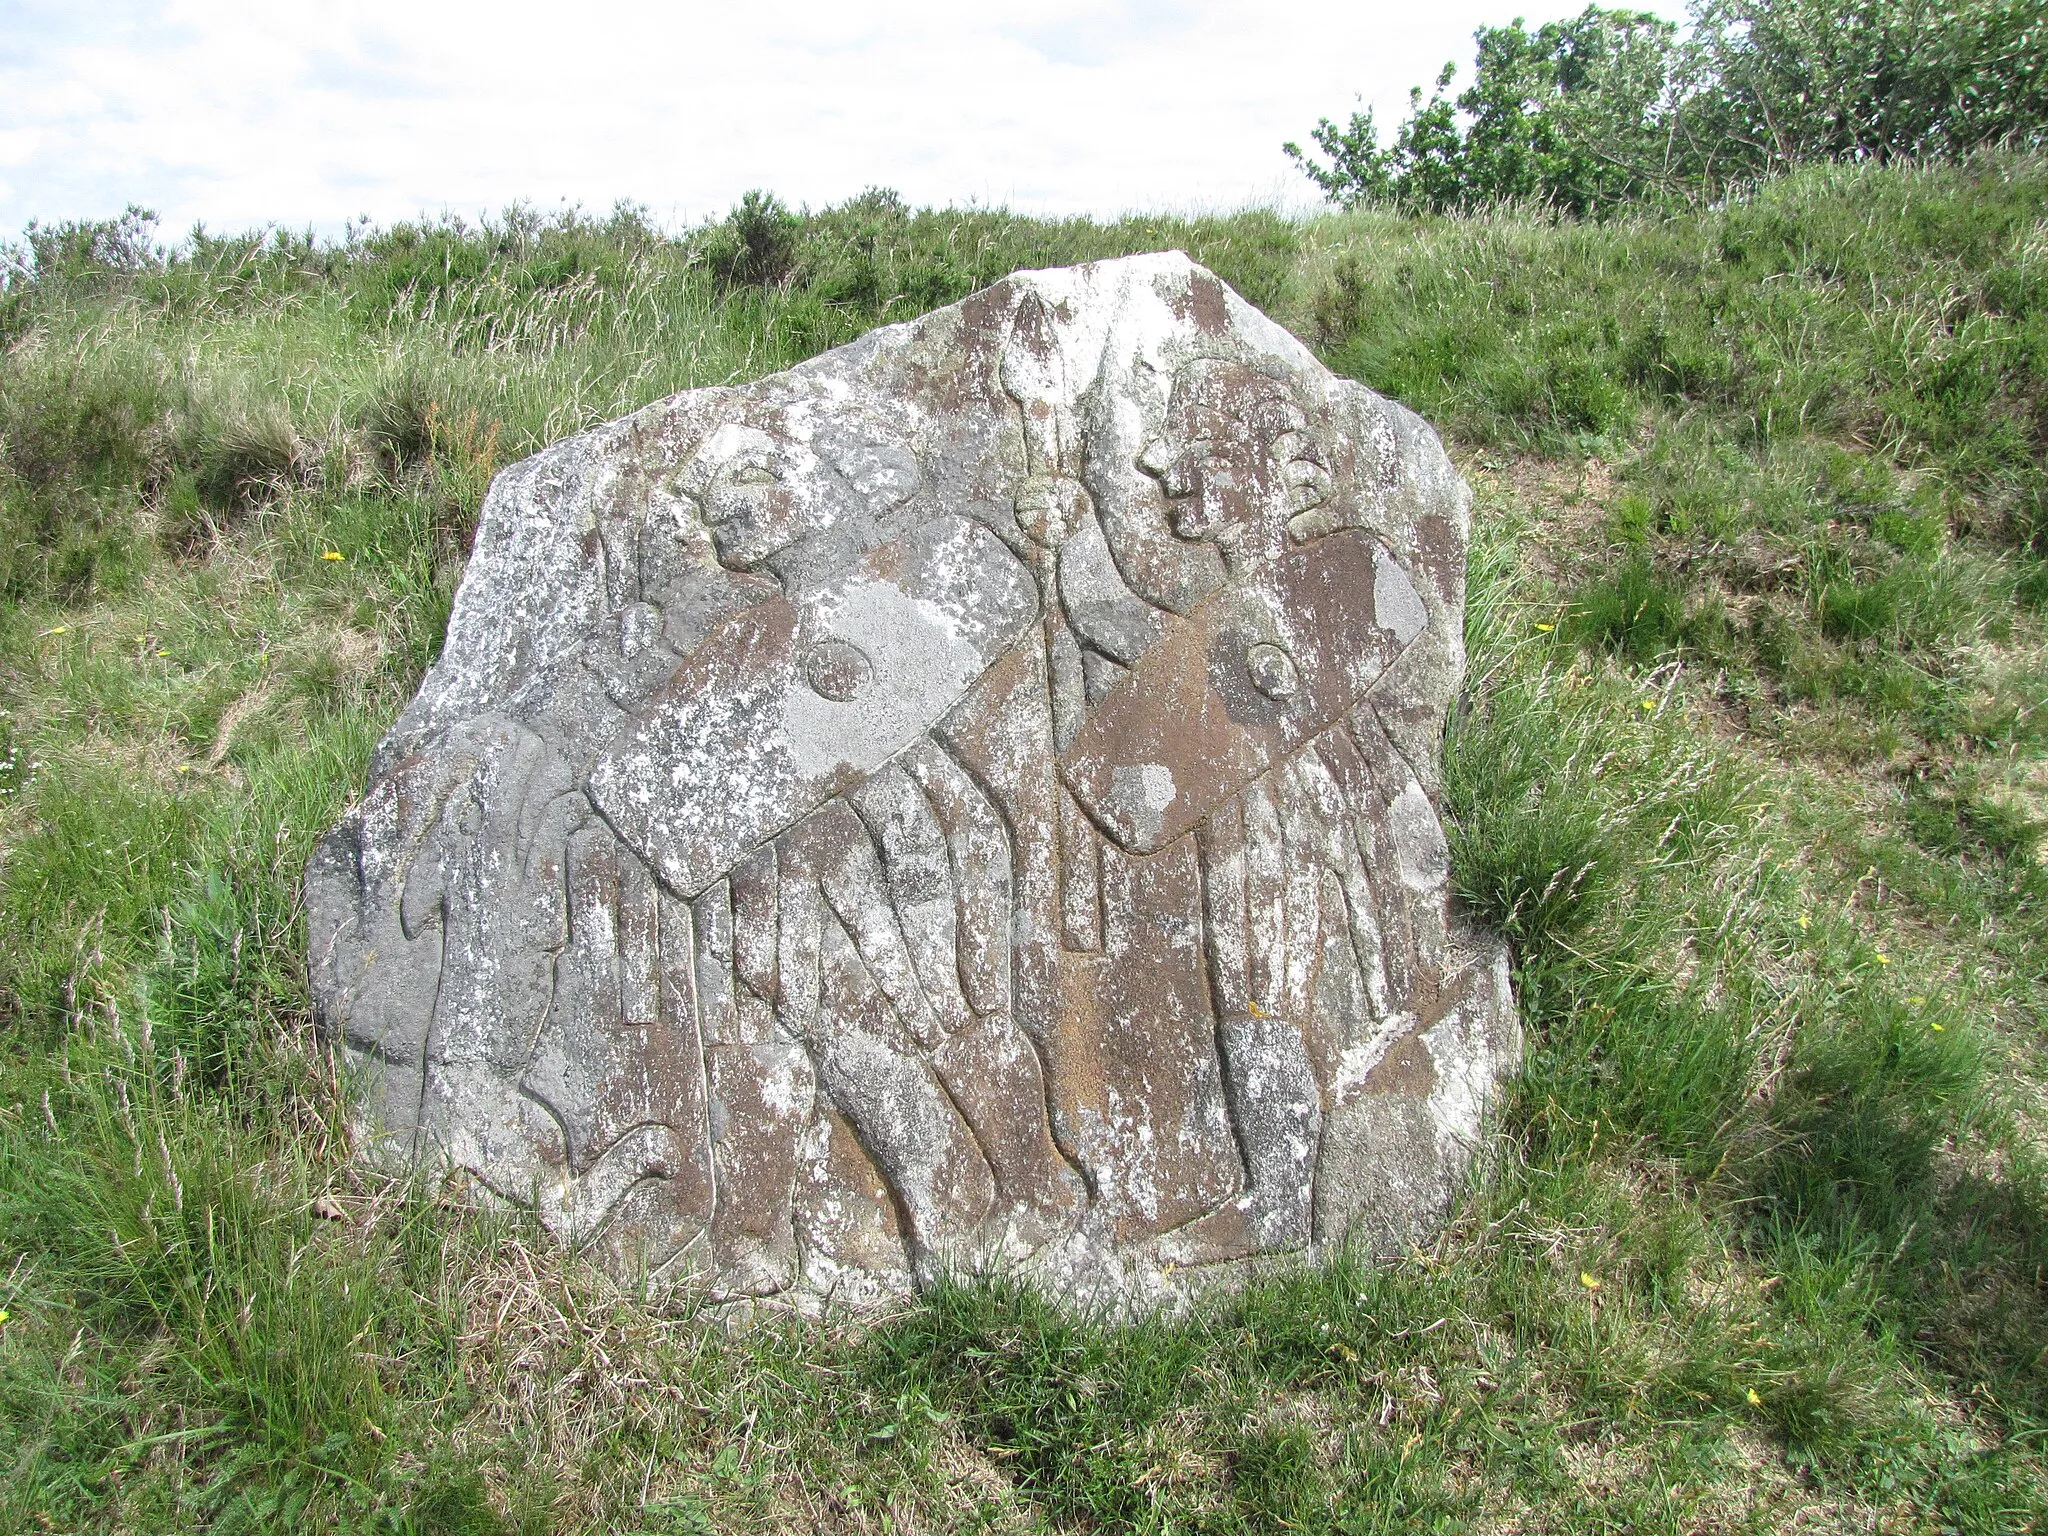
(1, 160), (2046, 1531)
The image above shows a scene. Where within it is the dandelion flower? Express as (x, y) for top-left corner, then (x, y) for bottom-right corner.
(322, 550), (345, 561)
(1798, 914), (1810, 931)
(1875, 952), (1890, 965)
(1639, 699), (1656, 712)
(1931, 1023), (1945, 1032)
(1746, 1387), (1762, 1406)
(0, 1309), (9, 1323)
(156, 649), (171, 658)
(1535, 622), (1556, 633)
(42, 626), (68, 636)
(1579, 1272), (1602, 1291)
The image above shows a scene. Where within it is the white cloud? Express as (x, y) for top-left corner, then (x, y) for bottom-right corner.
(2, 0), (1690, 236)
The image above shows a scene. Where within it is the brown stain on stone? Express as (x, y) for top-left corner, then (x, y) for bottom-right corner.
(705, 1039), (809, 1295)
(1413, 512), (1464, 605)
(1060, 530), (1397, 854)
(1360, 1026), (1437, 1100)
(932, 1014), (1085, 1227)
(1171, 269), (1231, 336)
(1088, 839), (1240, 1236)
(1150, 1196), (1256, 1264)
(936, 281), (1017, 417)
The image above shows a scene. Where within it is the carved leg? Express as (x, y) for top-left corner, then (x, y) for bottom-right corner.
(695, 874), (811, 1298)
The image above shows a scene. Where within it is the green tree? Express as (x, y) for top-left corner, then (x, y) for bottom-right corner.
(1291, 0), (2048, 215)
(1286, 7), (1683, 214)
(1688, 0), (2048, 169)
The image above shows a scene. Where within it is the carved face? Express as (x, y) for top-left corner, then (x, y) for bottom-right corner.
(681, 417), (926, 578)
(688, 423), (828, 572)
(1138, 408), (1247, 542)
(1138, 361), (1329, 563)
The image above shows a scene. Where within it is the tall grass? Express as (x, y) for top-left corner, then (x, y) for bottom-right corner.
(1, 167), (2045, 1530)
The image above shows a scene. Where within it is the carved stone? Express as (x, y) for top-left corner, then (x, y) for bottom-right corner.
(306, 253), (1519, 1309)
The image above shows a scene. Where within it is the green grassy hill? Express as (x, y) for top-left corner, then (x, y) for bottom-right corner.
(2, 157), (2046, 1533)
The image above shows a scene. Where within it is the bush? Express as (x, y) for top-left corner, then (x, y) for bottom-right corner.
(1694, 0), (2048, 167)
(1288, 7), (1683, 215)
(700, 190), (802, 290)
(1289, 0), (2048, 214)
(9, 205), (163, 292)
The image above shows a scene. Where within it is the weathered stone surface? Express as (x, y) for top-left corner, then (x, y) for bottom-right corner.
(306, 252), (1520, 1309)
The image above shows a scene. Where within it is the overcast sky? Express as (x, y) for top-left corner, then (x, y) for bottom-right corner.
(1, 0), (1690, 239)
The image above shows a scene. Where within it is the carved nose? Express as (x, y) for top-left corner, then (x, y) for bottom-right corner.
(1136, 438), (1175, 476)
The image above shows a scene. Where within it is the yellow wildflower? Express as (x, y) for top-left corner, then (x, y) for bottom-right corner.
(1875, 952), (1890, 965)
(1746, 1387), (1762, 1406)
(1579, 1272), (1602, 1291)
(321, 550), (345, 561)
(1639, 699), (1656, 711)
(1798, 914), (1810, 931)
(1931, 1023), (1945, 1032)
(1535, 622), (1556, 633)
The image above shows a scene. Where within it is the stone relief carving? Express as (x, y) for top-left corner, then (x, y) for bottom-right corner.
(307, 252), (1519, 1309)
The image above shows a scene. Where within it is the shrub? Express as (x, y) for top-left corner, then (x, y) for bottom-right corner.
(11, 205), (163, 292)
(1290, 0), (2048, 214)
(700, 190), (802, 290)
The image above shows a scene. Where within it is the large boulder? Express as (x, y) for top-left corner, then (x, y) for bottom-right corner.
(306, 253), (1519, 1309)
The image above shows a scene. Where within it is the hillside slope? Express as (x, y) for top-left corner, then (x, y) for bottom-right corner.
(2, 160), (2045, 1533)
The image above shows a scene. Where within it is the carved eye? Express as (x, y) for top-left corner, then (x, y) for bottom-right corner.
(1245, 642), (1299, 701)
(801, 638), (873, 702)
(1282, 460), (1331, 515)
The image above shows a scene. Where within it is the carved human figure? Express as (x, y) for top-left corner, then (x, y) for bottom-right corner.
(1047, 353), (1455, 1258)
(592, 399), (1085, 1292)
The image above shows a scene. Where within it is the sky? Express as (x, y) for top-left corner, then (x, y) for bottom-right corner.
(0, 0), (1691, 239)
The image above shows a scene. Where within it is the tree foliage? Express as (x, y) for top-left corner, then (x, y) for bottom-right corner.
(1287, 0), (2048, 213)
(1695, 0), (2048, 166)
